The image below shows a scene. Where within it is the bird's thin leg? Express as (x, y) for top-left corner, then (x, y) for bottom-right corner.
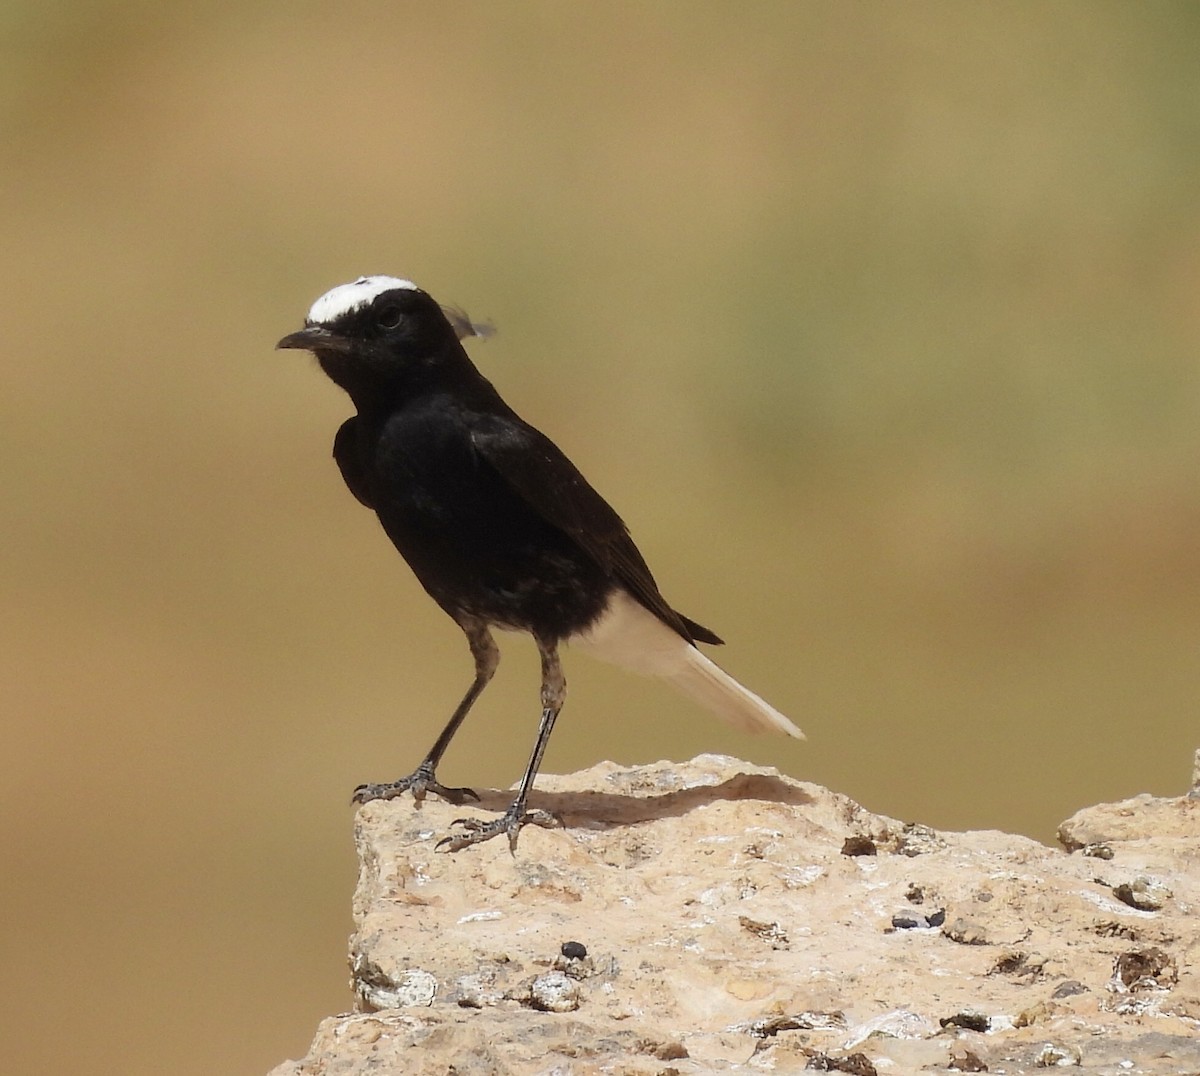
(438, 635), (565, 852)
(352, 621), (498, 807)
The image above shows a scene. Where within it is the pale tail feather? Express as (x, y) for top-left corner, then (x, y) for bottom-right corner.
(570, 590), (804, 739)
(667, 645), (804, 738)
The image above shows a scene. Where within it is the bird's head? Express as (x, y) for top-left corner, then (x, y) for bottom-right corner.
(276, 275), (491, 403)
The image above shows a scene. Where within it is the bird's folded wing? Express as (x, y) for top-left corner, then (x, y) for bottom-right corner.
(333, 416), (376, 509)
(468, 418), (721, 645)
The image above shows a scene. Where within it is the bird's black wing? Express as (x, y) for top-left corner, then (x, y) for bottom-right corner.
(468, 416), (722, 645)
(333, 416), (375, 509)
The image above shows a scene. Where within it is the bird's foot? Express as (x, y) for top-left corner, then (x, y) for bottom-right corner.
(351, 764), (479, 807)
(436, 804), (559, 853)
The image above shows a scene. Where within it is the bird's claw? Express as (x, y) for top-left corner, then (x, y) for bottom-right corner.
(435, 807), (559, 853)
(351, 770), (479, 806)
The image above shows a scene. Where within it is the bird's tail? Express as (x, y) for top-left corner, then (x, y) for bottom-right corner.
(571, 589), (804, 739)
(666, 645), (804, 738)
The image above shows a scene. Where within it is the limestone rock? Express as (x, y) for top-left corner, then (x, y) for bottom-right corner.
(270, 753), (1200, 1075)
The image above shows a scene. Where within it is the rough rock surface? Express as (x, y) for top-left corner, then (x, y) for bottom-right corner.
(269, 754), (1200, 1075)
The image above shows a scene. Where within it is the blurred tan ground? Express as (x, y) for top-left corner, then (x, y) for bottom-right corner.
(3, 3), (1199, 1074)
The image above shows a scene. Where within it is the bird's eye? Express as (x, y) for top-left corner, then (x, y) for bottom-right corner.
(376, 305), (403, 330)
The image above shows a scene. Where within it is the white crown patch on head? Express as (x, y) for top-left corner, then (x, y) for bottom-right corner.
(307, 276), (420, 325)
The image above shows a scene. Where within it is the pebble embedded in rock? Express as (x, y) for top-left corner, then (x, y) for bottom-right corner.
(804, 1049), (878, 1075)
(354, 967), (438, 1010)
(554, 944), (595, 980)
(948, 1047), (988, 1072)
(939, 1010), (991, 1033)
(890, 908), (945, 930)
(1015, 1000), (1052, 1028)
(529, 970), (581, 1012)
(1112, 876), (1171, 911)
(738, 914), (789, 948)
(943, 917), (990, 945)
(1034, 1041), (1081, 1067)
(646, 1039), (688, 1061)
(895, 823), (945, 857)
(1112, 947), (1177, 990)
(842, 835), (877, 856)
(742, 1010), (847, 1038)
(453, 973), (501, 1009)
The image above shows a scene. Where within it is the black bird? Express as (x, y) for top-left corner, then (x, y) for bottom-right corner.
(277, 276), (803, 851)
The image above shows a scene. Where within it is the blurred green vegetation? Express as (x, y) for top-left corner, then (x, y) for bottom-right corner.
(3, 3), (1200, 1074)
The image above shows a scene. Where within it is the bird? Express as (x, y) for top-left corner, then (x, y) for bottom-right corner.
(277, 275), (803, 851)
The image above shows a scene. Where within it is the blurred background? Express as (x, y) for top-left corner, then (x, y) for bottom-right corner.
(4, 2), (1199, 1072)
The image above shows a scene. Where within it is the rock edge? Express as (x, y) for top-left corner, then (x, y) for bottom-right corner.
(270, 753), (1200, 1075)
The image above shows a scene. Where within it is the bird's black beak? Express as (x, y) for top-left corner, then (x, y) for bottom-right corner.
(275, 326), (354, 353)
